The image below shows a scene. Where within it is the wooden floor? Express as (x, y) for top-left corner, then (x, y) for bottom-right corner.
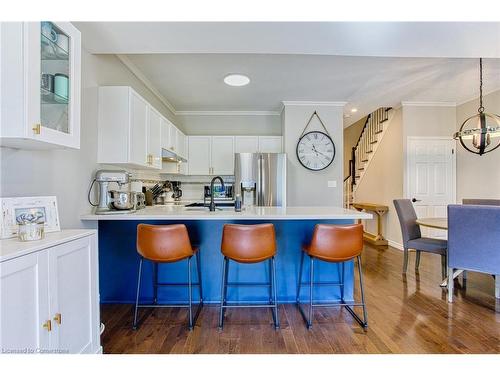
(100, 244), (500, 354)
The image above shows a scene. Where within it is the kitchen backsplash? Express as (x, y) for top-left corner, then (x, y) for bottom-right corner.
(98, 164), (234, 200)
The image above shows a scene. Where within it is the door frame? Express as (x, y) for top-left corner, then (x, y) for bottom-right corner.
(404, 136), (457, 204)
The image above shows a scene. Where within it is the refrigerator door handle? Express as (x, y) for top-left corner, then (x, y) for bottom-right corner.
(257, 154), (262, 205)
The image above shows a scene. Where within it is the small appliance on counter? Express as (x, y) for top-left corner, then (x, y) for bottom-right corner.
(90, 170), (144, 214)
(171, 181), (183, 201)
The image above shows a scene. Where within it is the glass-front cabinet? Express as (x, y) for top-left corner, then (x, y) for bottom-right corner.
(0, 22), (81, 149)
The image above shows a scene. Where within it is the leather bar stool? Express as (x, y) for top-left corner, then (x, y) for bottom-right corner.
(133, 224), (203, 330)
(219, 223), (280, 330)
(297, 224), (368, 330)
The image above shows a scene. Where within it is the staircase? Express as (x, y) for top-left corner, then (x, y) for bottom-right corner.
(343, 107), (393, 208)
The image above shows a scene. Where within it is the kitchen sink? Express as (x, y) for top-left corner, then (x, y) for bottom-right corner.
(184, 202), (235, 208)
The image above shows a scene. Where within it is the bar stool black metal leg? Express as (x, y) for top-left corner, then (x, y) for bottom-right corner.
(152, 262), (158, 305)
(187, 256), (194, 330)
(296, 251), (305, 303)
(269, 258), (274, 320)
(132, 258), (143, 330)
(218, 256), (228, 329)
(196, 250), (204, 304)
(271, 256), (280, 329)
(308, 256), (314, 329)
(340, 262), (345, 302)
(357, 256), (368, 330)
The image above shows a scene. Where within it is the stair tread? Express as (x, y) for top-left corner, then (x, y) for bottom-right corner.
(375, 130), (383, 134)
(370, 140), (378, 144)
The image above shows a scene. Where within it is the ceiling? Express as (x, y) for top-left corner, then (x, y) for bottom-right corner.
(74, 22), (500, 125)
(124, 54), (500, 124)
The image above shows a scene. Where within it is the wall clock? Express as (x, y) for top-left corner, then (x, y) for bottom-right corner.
(296, 111), (336, 171)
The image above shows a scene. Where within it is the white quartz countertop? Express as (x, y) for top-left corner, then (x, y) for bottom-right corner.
(0, 229), (97, 263)
(80, 206), (372, 221)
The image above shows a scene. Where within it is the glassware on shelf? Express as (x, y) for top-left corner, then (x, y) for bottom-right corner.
(40, 21), (71, 134)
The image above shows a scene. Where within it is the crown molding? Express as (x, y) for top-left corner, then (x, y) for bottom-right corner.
(176, 110), (281, 116)
(116, 54), (177, 115)
(456, 88), (500, 107)
(401, 101), (456, 107)
(281, 101), (347, 107)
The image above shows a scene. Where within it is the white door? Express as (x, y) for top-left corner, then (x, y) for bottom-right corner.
(0, 251), (50, 353)
(188, 136), (211, 175)
(129, 91), (148, 167)
(48, 236), (95, 354)
(211, 136), (235, 175)
(147, 107), (162, 169)
(407, 137), (456, 238)
(235, 136), (259, 153)
(258, 136), (282, 153)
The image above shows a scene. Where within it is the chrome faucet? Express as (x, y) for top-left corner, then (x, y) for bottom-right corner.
(209, 176), (225, 212)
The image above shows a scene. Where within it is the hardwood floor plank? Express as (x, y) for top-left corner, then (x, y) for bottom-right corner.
(100, 244), (500, 354)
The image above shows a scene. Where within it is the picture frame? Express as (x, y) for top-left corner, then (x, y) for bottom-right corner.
(0, 196), (60, 239)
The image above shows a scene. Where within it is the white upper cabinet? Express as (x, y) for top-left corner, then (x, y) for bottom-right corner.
(129, 91), (149, 167)
(147, 107), (162, 169)
(98, 86), (162, 170)
(211, 136), (235, 175)
(186, 135), (282, 175)
(0, 22), (81, 149)
(188, 136), (211, 175)
(177, 131), (187, 158)
(258, 136), (282, 153)
(235, 136), (259, 153)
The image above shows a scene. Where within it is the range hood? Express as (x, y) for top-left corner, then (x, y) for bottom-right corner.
(161, 148), (187, 163)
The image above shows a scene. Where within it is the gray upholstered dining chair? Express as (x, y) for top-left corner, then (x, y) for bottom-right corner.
(393, 199), (447, 278)
(447, 204), (500, 303)
(462, 198), (500, 206)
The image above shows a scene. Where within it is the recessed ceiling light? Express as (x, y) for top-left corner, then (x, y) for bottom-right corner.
(224, 74), (250, 87)
(351, 108), (358, 113)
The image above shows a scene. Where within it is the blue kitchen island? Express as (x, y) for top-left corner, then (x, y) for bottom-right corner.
(81, 206), (372, 304)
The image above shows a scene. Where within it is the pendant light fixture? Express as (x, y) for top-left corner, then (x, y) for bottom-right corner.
(453, 58), (500, 155)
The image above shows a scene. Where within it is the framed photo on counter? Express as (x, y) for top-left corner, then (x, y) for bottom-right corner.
(0, 196), (60, 239)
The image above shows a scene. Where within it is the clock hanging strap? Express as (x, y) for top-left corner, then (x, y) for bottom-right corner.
(299, 110), (331, 139)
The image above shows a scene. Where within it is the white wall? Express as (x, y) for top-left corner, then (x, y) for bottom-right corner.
(282, 103), (344, 206)
(177, 114), (281, 135)
(0, 50), (176, 229)
(455, 90), (500, 201)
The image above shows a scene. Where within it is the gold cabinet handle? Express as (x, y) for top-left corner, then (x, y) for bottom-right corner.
(43, 320), (52, 331)
(53, 313), (62, 325)
(33, 123), (41, 135)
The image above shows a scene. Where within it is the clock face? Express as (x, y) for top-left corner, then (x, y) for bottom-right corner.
(296, 131), (336, 171)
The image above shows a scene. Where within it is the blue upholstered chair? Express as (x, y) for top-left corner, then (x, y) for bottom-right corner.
(462, 199), (500, 206)
(393, 199), (447, 277)
(447, 204), (500, 303)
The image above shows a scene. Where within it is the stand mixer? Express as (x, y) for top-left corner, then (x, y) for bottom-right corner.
(93, 170), (135, 214)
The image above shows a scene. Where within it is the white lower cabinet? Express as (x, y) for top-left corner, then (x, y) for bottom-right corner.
(0, 231), (100, 354)
(0, 251), (50, 353)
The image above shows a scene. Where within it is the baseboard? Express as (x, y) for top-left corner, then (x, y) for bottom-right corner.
(387, 239), (403, 251)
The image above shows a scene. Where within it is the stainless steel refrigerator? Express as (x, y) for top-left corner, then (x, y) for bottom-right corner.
(234, 153), (287, 207)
